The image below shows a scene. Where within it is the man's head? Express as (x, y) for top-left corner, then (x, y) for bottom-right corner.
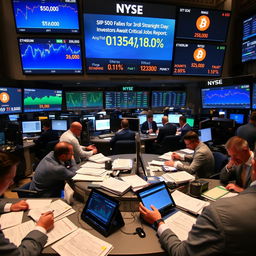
(179, 116), (186, 126)
(121, 119), (129, 129)
(70, 122), (82, 137)
(225, 136), (251, 165)
(54, 142), (74, 162)
(147, 113), (153, 123)
(162, 116), (168, 125)
(183, 131), (200, 150)
(0, 152), (19, 195)
(42, 119), (51, 131)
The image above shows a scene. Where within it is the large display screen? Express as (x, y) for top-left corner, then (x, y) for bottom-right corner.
(242, 38), (256, 63)
(105, 92), (148, 109)
(24, 88), (62, 112)
(151, 91), (186, 108)
(0, 87), (22, 115)
(12, 0), (79, 33)
(176, 7), (230, 42)
(18, 38), (83, 74)
(66, 91), (103, 110)
(252, 83), (256, 109)
(84, 0), (176, 74)
(172, 43), (226, 76)
(243, 14), (256, 41)
(201, 85), (251, 109)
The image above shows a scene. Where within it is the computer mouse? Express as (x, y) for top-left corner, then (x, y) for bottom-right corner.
(136, 227), (146, 238)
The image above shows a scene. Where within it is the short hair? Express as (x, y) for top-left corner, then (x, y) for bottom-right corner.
(250, 111), (256, 122)
(121, 119), (129, 129)
(54, 142), (72, 159)
(42, 119), (51, 128)
(225, 136), (249, 151)
(179, 115), (186, 123)
(147, 113), (153, 119)
(0, 152), (19, 178)
(183, 131), (199, 141)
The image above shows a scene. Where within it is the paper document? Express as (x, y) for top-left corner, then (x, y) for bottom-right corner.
(0, 211), (23, 229)
(26, 199), (52, 209)
(158, 152), (173, 160)
(72, 174), (107, 182)
(55, 208), (76, 222)
(88, 153), (111, 163)
(81, 162), (105, 169)
(52, 228), (113, 256)
(76, 168), (108, 176)
(121, 175), (148, 191)
(149, 160), (165, 166)
(162, 171), (195, 184)
(165, 211), (196, 241)
(101, 177), (131, 195)
(179, 149), (194, 154)
(112, 159), (133, 170)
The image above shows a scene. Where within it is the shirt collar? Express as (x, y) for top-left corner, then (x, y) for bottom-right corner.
(250, 180), (256, 187)
(245, 151), (254, 166)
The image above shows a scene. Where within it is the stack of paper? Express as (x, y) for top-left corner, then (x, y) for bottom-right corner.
(162, 171), (195, 184)
(158, 152), (173, 160)
(149, 160), (165, 166)
(0, 211), (23, 229)
(101, 177), (131, 195)
(80, 162), (105, 169)
(179, 149), (194, 154)
(74, 167), (109, 181)
(88, 153), (111, 163)
(121, 175), (148, 192)
(112, 159), (133, 171)
(202, 186), (237, 201)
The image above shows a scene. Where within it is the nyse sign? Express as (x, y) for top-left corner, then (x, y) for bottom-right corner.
(207, 79), (223, 86)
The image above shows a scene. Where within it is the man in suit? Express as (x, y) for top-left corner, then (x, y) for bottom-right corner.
(0, 152), (54, 255)
(178, 115), (191, 137)
(220, 136), (253, 193)
(165, 131), (214, 178)
(139, 151), (256, 255)
(141, 112), (158, 134)
(156, 116), (177, 144)
(30, 142), (77, 197)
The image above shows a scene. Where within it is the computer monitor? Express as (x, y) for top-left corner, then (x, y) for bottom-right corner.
(83, 115), (96, 131)
(186, 118), (195, 128)
(168, 114), (182, 124)
(95, 119), (110, 131)
(153, 114), (163, 126)
(229, 113), (244, 125)
(0, 132), (5, 145)
(138, 114), (147, 125)
(8, 114), (19, 121)
(22, 121), (41, 134)
(48, 114), (55, 119)
(198, 128), (212, 142)
(51, 120), (68, 131)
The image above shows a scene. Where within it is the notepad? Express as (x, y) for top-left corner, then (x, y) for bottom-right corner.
(202, 186), (230, 201)
(100, 177), (131, 195)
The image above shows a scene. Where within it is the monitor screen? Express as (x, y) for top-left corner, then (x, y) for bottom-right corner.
(83, 115), (96, 131)
(201, 85), (251, 109)
(0, 87), (22, 115)
(66, 91), (103, 110)
(48, 114), (55, 119)
(18, 38), (83, 74)
(153, 114), (163, 125)
(0, 132), (5, 145)
(95, 119), (110, 131)
(9, 114), (19, 121)
(172, 43), (226, 76)
(198, 128), (212, 142)
(229, 113), (244, 125)
(24, 88), (62, 112)
(105, 92), (148, 109)
(151, 91), (186, 108)
(138, 114), (147, 125)
(242, 38), (256, 63)
(243, 14), (256, 41)
(176, 7), (230, 42)
(22, 121), (42, 133)
(84, 0), (176, 75)
(12, 0), (79, 33)
(51, 119), (67, 131)
(168, 114), (182, 124)
(186, 117), (195, 128)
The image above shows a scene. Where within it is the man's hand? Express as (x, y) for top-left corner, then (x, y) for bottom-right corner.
(164, 159), (174, 167)
(139, 202), (162, 225)
(172, 152), (181, 160)
(36, 211), (54, 232)
(226, 183), (244, 193)
(10, 200), (29, 212)
(148, 129), (153, 134)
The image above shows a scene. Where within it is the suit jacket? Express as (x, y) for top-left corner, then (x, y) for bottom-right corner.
(180, 123), (192, 137)
(110, 128), (135, 147)
(159, 185), (256, 256)
(141, 121), (158, 134)
(156, 123), (177, 143)
(0, 201), (47, 256)
(176, 142), (214, 178)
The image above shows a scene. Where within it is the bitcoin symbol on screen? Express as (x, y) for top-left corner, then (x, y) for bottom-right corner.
(0, 92), (10, 103)
(193, 48), (206, 62)
(196, 15), (210, 31)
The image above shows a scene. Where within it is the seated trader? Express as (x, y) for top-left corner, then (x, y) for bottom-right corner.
(177, 115), (191, 137)
(165, 131), (214, 178)
(220, 136), (253, 193)
(30, 142), (77, 197)
(110, 119), (135, 148)
(139, 149), (256, 256)
(0, 152), (54, 255)
(155, 116), (177, 144)
(236, 111), (256, 150)
(60, 121), (97, 163)
(141, 112), (158, 134)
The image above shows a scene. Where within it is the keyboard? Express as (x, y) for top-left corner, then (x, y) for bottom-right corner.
(98, 133), (115, 139)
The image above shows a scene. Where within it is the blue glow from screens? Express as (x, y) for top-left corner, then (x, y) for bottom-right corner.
(153, 114), (164, 124)
(252, 83), (256, 109)
(199, 128), (212, 142)
(95, 119), (110, 131)
(51, 120), (67, 131)
(0, 87), (22, 115)
(229, 114), (244, 124)
(243, 14), (256, 41)
(18, 38), (82, 74)
(152, 91), (186, 108)
(201, 85), (251, 109)
(242, 38), (256, 63)
(12, 0), (79, 33)
(22, 121), (41, 133)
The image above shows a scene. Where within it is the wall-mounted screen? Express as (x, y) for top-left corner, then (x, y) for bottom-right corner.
(151, 91), (186, 108)
(84, 0), (176, 74)
(105, 92), (148, 109)
(243, 14), (256, 41)
(0, 87), (22, 115)
(24, 88), (62, 112)
(242, 38), (256, 63)
(66, 91), (103, 110)
(172, 43), (226, 76)
(201, 85), (251, 109)
(18, 38), (83, 74)
(229, 113), (244, 125)
(176, 7), (230, 42)
(12, 0), (79, 33)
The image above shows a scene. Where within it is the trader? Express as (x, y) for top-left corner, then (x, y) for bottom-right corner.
(0, 152), (54, 255)
(177, 115), (191, 137)
(141, 112), (158, 134)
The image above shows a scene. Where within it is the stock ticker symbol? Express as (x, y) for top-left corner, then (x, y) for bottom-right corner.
(193, 48), (206, 62)
(0, 92), (10, 103)
(196, 15), (210, 31)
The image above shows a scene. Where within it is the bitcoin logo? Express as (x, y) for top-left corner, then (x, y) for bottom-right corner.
(196, 15), (210, 31)
(0, 92), (10, 103)
(193, 48), (206, 62)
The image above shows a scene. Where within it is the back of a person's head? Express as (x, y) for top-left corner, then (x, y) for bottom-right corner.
(184, 131), (199, 141)
(42, 119), (51, 128)
(121, 119), (129, 129)
(225, 136), (249, 151)
(0, 152), (19, 178)
(54, 142), (72, 159)
(250, 111), (256, 122)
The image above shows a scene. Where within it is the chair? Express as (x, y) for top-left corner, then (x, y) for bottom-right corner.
(12, 182), (39, 198)
(36, 139), (59, 159)
(156, 135), (182, 154)
(209, 151), (229, 179)
(112, 140), (136, 155)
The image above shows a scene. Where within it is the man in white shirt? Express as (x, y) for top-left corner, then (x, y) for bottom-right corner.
(60, 122), (97, 163)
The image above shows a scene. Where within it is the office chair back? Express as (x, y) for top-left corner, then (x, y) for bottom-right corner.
(112, 140), (136, 155)
(158, 135), (182, 154)
(210, 151), (229, 179)
(12, 182), (39, 198)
